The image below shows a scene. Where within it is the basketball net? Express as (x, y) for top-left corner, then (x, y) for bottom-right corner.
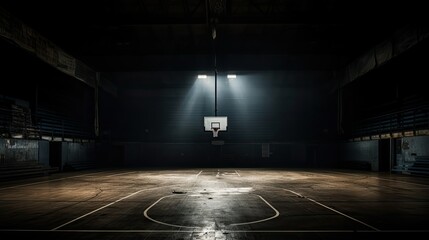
(212, 127), (220, 137)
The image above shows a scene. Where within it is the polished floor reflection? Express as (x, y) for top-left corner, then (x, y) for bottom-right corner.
(1, 168), (429, 239)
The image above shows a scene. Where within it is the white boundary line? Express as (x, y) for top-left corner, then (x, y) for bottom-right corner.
(283, 189), (380, 231)
(143, 195), (198, 228)
(0, 170), (120, 191)
(235, 170), (241, 177)
(52, 187), (149, 230)
(230, 195), (279, 226)
(2, 229), (428, 233)
(143, 194), (279, 228)
(0, 172), (102, 191)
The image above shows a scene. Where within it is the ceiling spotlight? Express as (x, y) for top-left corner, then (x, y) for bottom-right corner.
(227, 74), (236, 79)
(198, 75), (207, 79)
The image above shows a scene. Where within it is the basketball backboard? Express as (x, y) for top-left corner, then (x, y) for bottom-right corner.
(204, 116), (227, 137)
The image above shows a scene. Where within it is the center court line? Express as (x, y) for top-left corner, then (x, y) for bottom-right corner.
(235, 170), (241, 177)
(0, 170), (135, 191)
(51, 186), (162, 230)
(283, 188), (380, 231)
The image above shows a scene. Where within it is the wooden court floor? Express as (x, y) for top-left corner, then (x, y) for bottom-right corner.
(1, 168), (429, 239)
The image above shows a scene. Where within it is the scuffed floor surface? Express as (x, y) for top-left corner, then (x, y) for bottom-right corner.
(1, 168), (429, 239)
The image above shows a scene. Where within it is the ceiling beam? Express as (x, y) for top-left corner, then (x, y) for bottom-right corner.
(332, 25), (429, 92)
(84, 54), (343, 72)
(0, 7), (117, 96)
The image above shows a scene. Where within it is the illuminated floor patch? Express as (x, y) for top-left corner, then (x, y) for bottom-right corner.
(144, 193), (279, 228)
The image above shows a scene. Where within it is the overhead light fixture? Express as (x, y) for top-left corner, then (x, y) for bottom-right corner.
(198, 75), (207, 79)
(227, 74), (236, 79)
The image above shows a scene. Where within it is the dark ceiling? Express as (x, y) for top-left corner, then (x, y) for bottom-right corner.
(0, 0), (423, 72)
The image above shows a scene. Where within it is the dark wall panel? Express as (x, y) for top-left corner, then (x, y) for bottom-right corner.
(121, 142), (338, 168)
(108, 71), (333, 144)
(340, 140), (378, 171)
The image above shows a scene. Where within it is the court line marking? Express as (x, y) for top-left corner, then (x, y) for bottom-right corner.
(0, 170), (133, 191)
(144, 195), (196, 228)
(52, 186), (155, 231)
(283, 188), (380, 231)
(1, 229), (428, 233)
(235, 170), (241, 177)
(230, 195), (279, 226)
(143, 194), (279, 228)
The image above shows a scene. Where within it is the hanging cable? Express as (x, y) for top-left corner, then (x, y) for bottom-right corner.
(207, 0), (223, 117)
(213, 24), (217, 116)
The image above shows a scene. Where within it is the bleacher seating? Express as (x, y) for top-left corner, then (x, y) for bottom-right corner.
(1, 98), (93, 140)
(408, 156), (429, 176)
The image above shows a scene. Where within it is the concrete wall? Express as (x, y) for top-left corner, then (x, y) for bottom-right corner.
(95, 142), (123, 167)
(0, 138), (50, 166)
(340, 140), (379, 171)
(397, 136), (429, 166)
(0, 138), (96, 170)
(120, 142), (338, 168)
(61, 142), (95, 169)
(38, 140), (50, 167)
(1, 138), (339, 169)
(0, 138), (39, 165)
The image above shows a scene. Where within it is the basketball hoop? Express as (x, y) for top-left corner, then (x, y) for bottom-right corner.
(204, 117), (227, 138)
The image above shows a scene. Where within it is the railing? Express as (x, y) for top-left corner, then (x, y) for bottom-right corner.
(0, 103), (38, 138)
(1, 102), (93, 140)
(345, 105), (429, 138)
(407, 156), (429, 176)
(35, 108), (93, 140)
